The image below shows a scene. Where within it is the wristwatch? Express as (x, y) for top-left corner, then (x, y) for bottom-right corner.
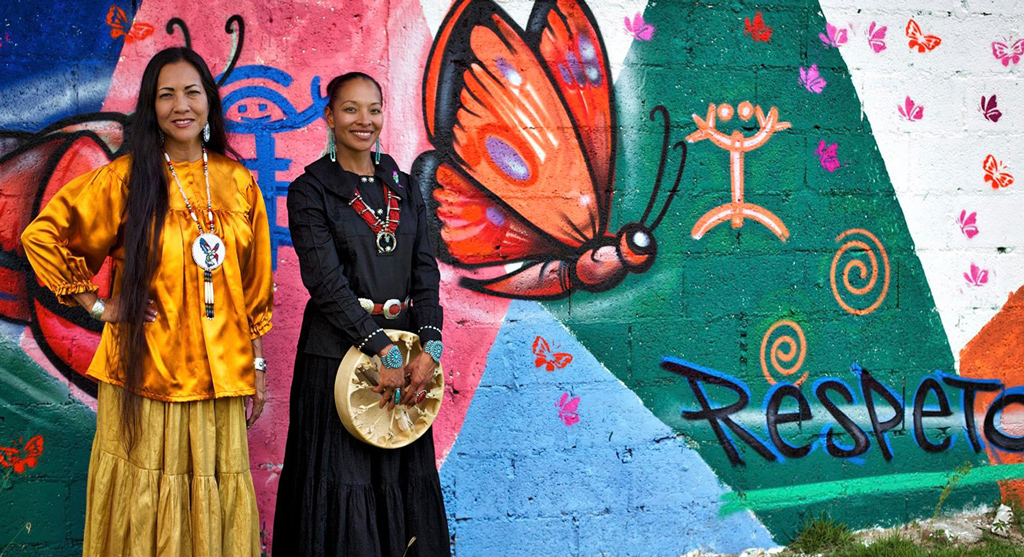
(254, 357), (267, 373)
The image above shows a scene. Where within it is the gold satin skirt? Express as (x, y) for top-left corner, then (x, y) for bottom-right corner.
(83, 382), (259, 557)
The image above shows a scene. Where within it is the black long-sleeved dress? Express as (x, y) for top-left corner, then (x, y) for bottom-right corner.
(273, 153), (450, 557)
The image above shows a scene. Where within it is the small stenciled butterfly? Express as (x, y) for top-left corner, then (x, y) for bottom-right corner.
(533, 335), (572, 371)
(964, 262), (989, 287)
(816, 140), (840, 172)
(744, 12), (772, 43)
(984, 155), (1014, 189)
(799, 64), (827, 94)
(898, 96), (924, 122)
(555, 392), (580, 426)
(992, 38), (1024, 66)
(819, 22), (848, 48)
(867, 22), (887, 53)
(0, 435), (44, 475)
(414, 0), (687, 300)
(106, 5), (154, 43)
(624, 12), (654, 42)
(979, 95), (1002, 123)
(957, 210), (979, 239)
(906, 19), (941, 53)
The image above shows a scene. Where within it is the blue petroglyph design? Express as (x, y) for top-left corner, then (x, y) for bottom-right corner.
(219, 65), (329, 264)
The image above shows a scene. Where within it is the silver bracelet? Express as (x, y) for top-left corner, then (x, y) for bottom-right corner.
(419, 325), (442, 336)
(254, 357), (267, 373)
(89, 298), (106, 320)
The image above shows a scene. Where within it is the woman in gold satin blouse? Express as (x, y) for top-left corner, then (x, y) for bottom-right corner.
(20, 47), (273, 557)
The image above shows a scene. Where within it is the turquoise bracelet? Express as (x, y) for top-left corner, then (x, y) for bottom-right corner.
(381, 346), (403, 368)
(424, 340), (443, 363)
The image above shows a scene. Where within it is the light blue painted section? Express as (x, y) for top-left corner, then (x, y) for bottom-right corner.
(440, 300), (776, 557)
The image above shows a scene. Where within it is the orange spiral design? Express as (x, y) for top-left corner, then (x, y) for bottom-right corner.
(830, 228), (890, 316)
(760, 320), (808, 386)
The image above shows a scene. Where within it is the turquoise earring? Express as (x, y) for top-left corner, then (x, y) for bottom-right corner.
(328, 130), (337, 162)
(374, 136), (381, 165)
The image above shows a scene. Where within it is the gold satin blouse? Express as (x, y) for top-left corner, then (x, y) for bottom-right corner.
(21, 153), (274, 402)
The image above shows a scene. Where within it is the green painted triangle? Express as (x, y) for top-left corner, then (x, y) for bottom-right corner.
(544, 0), (996, 539)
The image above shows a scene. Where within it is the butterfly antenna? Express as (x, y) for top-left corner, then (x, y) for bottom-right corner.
(217, 15), (246, 86)
(165, 18), (192, 50)
(649, 141), (687, 231)
(640, 105), (672, 225)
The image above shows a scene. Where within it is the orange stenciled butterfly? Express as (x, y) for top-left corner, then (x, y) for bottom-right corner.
(0, 435), (44, 474)
(984, 155), (1014, 189)
(533, 335), (572, 371)
(906, 19), (941, 53)
(414, 0), (686, 300)
(106, 5), (154, 43)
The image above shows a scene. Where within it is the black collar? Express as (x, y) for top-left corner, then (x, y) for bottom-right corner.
(305, 152), (403, 201)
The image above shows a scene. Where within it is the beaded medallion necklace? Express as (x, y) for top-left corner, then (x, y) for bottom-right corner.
(163, 147), (223, 319)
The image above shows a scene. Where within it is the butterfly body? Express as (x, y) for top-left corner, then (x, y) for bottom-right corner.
(416, 0), (685, 300)
(906, 19), (941, 52)
(984, 155), (1014, 189)
(980, 95), (1002, 123)
(0, 435), (44, 474)
(556, 392), (580, 426)
(992, 38), (1024, 66)
(744, 12), (772, 43)
(867, 22), (887, 53)
(898, 96), (924, 122)
(816, 140), (839, 172)
(106, 5), (153, 43)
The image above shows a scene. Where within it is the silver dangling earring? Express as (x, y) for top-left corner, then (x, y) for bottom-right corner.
(159, 129), (165, 144)
(202, 121), (211, 143)
(328, 130), (337, 162)
(374, 135), (382, 165)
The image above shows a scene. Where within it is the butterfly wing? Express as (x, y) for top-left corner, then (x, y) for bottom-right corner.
(533, 335), (551, 358)
(417, 154), (561, 266)
(551, 352), (573, 369)
(526, 0), (615, 221)
(422, 0), (602, 249)
(636, 24), (654, 41)
(992, 41), (1012, 65)
(460, 259), (574, 299)
(106, 5), (128, 39)
(126, 22), (154, 43)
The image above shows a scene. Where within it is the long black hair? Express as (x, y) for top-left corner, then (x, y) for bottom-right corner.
(118, 47), (232, 450)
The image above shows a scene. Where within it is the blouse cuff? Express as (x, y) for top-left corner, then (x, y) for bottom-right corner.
(51, 280), (99, 307)
(417, 325), (443, 344)
(356, 328), (392, 357)
(249, 316), (273, 339)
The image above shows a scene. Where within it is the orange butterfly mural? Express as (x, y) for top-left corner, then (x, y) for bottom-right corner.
(984, 154), (1014, 189)
(414, 0), (686, 300)
(106, 5), (154, 43)
(905, 19), (941, 53)
(0, 435), (44, 474)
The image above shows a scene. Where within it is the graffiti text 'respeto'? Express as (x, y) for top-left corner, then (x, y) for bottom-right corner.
(662, 357), (1024, 466)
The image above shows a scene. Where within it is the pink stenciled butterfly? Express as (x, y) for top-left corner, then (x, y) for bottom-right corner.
(957, 210), (979, 239)
(555, 392), (580, 426)
(819, 22), (848, 48)
(624, 12), (654, 41)
(898, 96), (923, 121)
(816, 140), (839, 172)
(799, 64), (827, 94)
(992, 38), (1024, 66)
(979, 95), (1002, 123)
(867, 22), (887, 53)
(964, 263), (989, 287)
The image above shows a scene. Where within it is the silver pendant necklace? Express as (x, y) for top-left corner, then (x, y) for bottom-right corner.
(163, 146), (224, 320)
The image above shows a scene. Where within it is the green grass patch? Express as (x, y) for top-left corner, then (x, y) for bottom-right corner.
(787, 513), (855, 554)
(822, 534), (1024, 557)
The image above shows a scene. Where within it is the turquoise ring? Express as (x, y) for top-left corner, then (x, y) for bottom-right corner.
(393, 388), (401, 405)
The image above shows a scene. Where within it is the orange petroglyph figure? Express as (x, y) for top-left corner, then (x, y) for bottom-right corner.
(686, 101), (791, 242)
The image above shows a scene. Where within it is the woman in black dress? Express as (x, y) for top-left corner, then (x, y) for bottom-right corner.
(273, 73), (450, 556)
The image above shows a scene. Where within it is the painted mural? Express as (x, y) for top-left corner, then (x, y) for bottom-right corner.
(1, 0), (1023, 555)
